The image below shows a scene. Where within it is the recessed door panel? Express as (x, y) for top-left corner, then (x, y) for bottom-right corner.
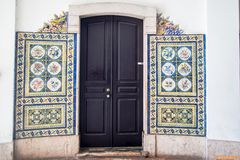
(87, 22), (106, 81)
(86, 99), (106, 133)
(117, 22), (137, 81)
(117, 98), (137, 133)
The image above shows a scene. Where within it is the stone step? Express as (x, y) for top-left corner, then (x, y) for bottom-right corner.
(76, 147), (149, 159)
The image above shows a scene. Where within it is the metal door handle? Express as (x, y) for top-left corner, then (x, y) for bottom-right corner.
(106, 94), (110, 98)
(106, 88), (111, 92)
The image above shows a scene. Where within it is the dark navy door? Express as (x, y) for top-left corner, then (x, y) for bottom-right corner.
(80, 16), (143, 147)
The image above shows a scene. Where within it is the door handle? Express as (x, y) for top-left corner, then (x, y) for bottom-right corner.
(106, 94), (111, 98)
(106, 88), (111, 92)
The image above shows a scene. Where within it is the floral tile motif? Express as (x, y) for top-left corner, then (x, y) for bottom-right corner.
(25, 41), (66, 96)
(148, 34), (206, 136)
(15, 32), (77, 139)
(157, 13), (184, 35)
(158, 42), (197, 96)
(39, 12), (68, 33)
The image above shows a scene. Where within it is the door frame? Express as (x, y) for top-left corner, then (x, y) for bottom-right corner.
(68, 2), (157, 150)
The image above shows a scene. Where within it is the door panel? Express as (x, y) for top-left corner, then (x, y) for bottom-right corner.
(112, 16), (143, 146)
(117, 87), (138, 93)
(80, 16), (143, 147)
(86, 99), (106, 133)
(87, 22), (106, 81)
(117, 98), (137, 133)
(80, 16), (112, 147)
(117, 22), (137, 81)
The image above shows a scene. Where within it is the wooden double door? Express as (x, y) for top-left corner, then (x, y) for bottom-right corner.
(80, 16), (143, 147)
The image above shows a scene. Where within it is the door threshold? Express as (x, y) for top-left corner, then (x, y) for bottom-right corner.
(80, 146), (143, 152)
(77, 146), (149, 158)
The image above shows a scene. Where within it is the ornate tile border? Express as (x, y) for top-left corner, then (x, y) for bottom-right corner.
(14, 32), (77, 139)
(148, 34), (206, 136)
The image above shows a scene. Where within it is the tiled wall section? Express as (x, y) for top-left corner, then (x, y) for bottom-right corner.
(148, 35), (206, 136)
(14, 32), (77, 139)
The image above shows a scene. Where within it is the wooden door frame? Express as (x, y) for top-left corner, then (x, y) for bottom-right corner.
(68, 2), (157, 150)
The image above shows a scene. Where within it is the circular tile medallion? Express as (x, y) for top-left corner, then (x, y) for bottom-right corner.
(47, 77), (61, 92)
(30, 78), (44, 92)
(178, 78), (192, 92)
(177, 47), (191, 61)
(162, 62), (176, 76)
(48, 46), (62, 59)
(162, 78), (176, 92)
(47, 62), (61, 75)
(178, 62), (192, 76)
(31, 45), (45, 59)
(30, 62), (45, 75)
(162, 47), (176, 60)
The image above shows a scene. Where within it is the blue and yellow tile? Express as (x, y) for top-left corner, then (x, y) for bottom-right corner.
(15, 32), (76, 139)
(148, 34), (206, 136)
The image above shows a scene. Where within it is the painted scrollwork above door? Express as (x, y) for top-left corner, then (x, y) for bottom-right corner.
(37, 11), (183, 35)
(39, 12), (68, 33)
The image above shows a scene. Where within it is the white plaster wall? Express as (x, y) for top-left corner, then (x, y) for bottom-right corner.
(16, 0), (206, 33)
(13, 0), (240, 143)
(0, 0), (16, 144)
(206, 0), (240, 142)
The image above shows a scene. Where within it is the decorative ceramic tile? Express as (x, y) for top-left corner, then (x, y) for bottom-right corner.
(24, 104), (65, 129)
(157, 42), (196, 96)
(25, 41), (66, 96)
(15, 32), (76, 139)
(157, 104), (196, 128)
(39, 12), (68, 33)
(148, 34), (206, 136)
(157, 13), (184, 35)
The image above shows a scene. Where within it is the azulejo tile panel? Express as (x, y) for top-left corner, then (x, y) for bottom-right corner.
(24, 104), (66, 129)
(157, 104), (197, 128)
(25, 41), (67, 96)
(15, 32), (77, 139)
(148, 34), (206, 136)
